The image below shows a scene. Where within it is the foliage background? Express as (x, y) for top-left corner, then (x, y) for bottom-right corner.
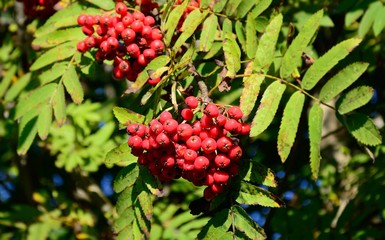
(1, 0), (385, 239)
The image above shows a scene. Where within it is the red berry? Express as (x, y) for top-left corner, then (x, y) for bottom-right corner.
(181, 108), (194, 121)
(77, 41), (88, 53)
(82, 25), (94, 36)
(186, 136), (201, 151)
(214, 154), (230, 168)
(151, 28), (163, 40)
(205, 103), (219, 118)
(159, 111), (172, 124)
(192, 120), (201, 135)
(121, 28), (136, 43)
(144, 16), (155, 26)
(122, 13), (134, 26)
(115, 2), (128, 15)
(216, 114), (227, 126)
(114, 22), (126, 34)
(126, 43), (140, 58)
(194, 156), (209, 170)
(84, 36), (96, 48)
(148, 77), (161, 85)
(113, 67), (125, 79)
(77, 14), (87, 26)
(118, 60), (130, 72)
(137, 54), (148, 66)
(228, 145), (242, 162)
(227, 106), (243, 120)
(163, 119), (179, 134)
(201, 137), (217, 154)
(128, 135), (143, 149)
(217, 136), (233, 152)
(150, 40), (165, 54)
(141, 25), (153, 39)
(184, 149), (198, 162)
(131, 20), (144, 33)
(133, 11), (145, 21)
(213, 171), (229, 183)
(240, 123), (250, 135)
(100, 16), (111, 27)
(156, 132), (170, 145)
(224, 119), (241, 133)
(185, 96), (199, 109)
(143, 48), (156, 60)
(200, 114), (213, 128)
(177, 123), (193, 140)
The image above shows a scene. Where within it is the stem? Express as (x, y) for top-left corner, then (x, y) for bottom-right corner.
(197, 79), (211, 103)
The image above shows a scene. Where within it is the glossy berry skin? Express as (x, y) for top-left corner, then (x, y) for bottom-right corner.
(181, 108), (194, 121)
(205, 103), (219, 118)
(201, 138), (217, 154)
(214, 154), (231, 168)
(163, 119), (178, 134)
(186, 136), (201, 151)
(194, 156), (209, 170)
(185, 96), (199, 109)
(227, 106), (244, 120)
(159, 111), (172, 124)
(150, 40), (165, 54)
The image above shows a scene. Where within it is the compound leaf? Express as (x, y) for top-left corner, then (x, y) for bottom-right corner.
(234, 181), (285, 207)
(250, 81), (286, 137)
(277, 91), (305, 163)
(302, 38), (362, 90)
(319, 62), (369, 102)
(308, 103), (323, 180)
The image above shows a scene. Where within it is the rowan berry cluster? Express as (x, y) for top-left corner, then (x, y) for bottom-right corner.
(126, 96), (250, 201)
(76, 2), (164, 84)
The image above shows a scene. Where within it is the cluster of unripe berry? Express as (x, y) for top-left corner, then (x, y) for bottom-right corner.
(126, 96), (250, 201)
(76, 2), (164, 84)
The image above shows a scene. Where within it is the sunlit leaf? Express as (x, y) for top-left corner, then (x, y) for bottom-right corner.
(246, 14), (258, 59)
(213, 0), (228, 13)
(319, 62), (369, 102)
(301, 38), (361, 90)
(32, 27), (84, 49)
(223, 33), (241, 77)
(358, 1), (383, 38)
(38, 61), (68, 85)
(345, 113), (382, 146)
(105, 142), (137, 167)
(114, 207), (135, 233)
(278, 91), (305, 163)
(62, 64), (83, 104)
(84, 0), (114, 10)
(163, 0), (188, 46)
(250, 81), (286, 137)
(337, 86), (374, 115)
(235, 20), (247, 53)
(52, 83), (66, 126)
(239, 159), (278, 187)
(0, 64), (17, 98)
(37, 104), (52, 140)
(116, 186), (134, 213)
(225, 0), (242, 17)
(236, 0), (257, 19)
(113, 107), (145, 126)
(199, 14), (218, 52)
(251, 0), (273, 18)
(198, 208), (233, 240)
(234, 181), (285, 207)
(30, 41), (76, 71)
(254, 14), (283, 72)
(15, 83), (57, 119)
(280, 10), (323, 79)
(4, 72), (32, 101)
(308, 103), (323, 180)
(240, 64), (264, 117)
(373, 6), (385, 36)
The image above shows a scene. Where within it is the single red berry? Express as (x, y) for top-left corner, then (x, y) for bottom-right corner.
(77, 14), (87, 26)
(106, 28), (118, 38)
(133, 11), (145, 21)
(240, 123), (250, 135)
(201, 137), (217, 154)
(143, 48), (156, 60)
(217, 136), (233, 152)
(137, 54), (148, 66)
(216, 114), (227, 126)
(122, 13), (134, 26)
(85, 15), (95, 27)
(148, 77), (161, 85)
(199, 130), (210, 140)
(211, 183), (225, 193)
(150, 40), (165, 54)
(159, 111), (172, 124)
(84, 36), (96, 48)
(162, 155), (176, 168)
(177, 123), (193, 140)
(131, 20), (144, 33)
(96, 26), (107, 36)
(107, 37), (119, 50)
(118, 60), (130, 72)
(185, 96), (198, 109)
(76, 41), (88, 53)
(192, 120), (201, 135)
(114, 22), (126, 34)
(113, 67), (125, 80)
(228, 145), (242, 162)
(181, 108), (194, 121)
(213, 171), (229, 183)
(205, 174), (214, 186)
(151, 28), (163, 40)
(99, 16), (111, 27)
(126, 43), (140, 58)
(205, 103), (219, 118)
(82, 25), (94, 36)
(209, 125), (223, 139)
(186, 135), (201, 151)
(115, 2), (128, 15)
(141, 25), (153, 39)
(224, 119), (241, 133)
(144, 16), (155, 26)
(142, 139), (150, 149)
(214, 154), (230, 168)
(163, 119), (179, 134)
(200, 114), (213, 128)
(184, 149), (198, 162)
(194, 156), (210, 171)
(156, 132), (170, 145)
(150, 121), (163, 134)
(128, 135), (143, 149)
(227, 106), (244, 120)
(121, 28), (136, 43)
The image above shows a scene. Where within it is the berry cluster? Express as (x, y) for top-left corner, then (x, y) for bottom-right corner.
(76, 2), (165, 84)
(126, 97), (250, 201)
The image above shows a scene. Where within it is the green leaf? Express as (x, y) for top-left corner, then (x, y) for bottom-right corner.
(199, 14), (218, 52)
(254, 14), (283, 72)
(84, 0), (114, 10)
(251, 0), (273, 18)
(4, 72), (32, 101)
(136, 184), (153, 221)
(277, 91), (305, 163)
(280, 10), (323, 79)
(116, 186), (134, 213)
(235, 21), (247, 53)
(319, 62), (369, 102)
(373, 6), (385, 36)
(358, 1), (383, 38)
(32, 27), (84, 49)
(0, 64), (17, 98)
(345, 9), (364, 27)
(301, 38), (362, 90)
(222, 18), (233, 39)
(225, 0), (242, 17)
(15, 83), (57, 119)
(62, 64), (83, 104)
(308, 103), (323, 180)
(113, 163), (139, 193)
(127, 55), (170, 94)
(234, 181), (285, 207)
(37, 104), (52, 140)
(246, 14), (258, 59)
(231, 205), (266, 240)
(345, 113), (382, 146)
(240, 65), (264, 117)
(213, 0), (228, 13)
(105, 142), (137, 167)
(173, 9), (209, 51)
(223, 33), (241, 77)
(38, 61), (68, 85)
(337, 86), (374, 115)
(163, 0), (188, 46)
(113, 107), (145, 126)
(52, 83), (66, 126)
(198, 209), (233, 240)
(239, 159), (278, 187)
(236, 0), (257, 19)
(114, 207), (135, 233)
(250, 81), (286, 137)
(17, 109), (39, 155)
(30, 41), (76, 71)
